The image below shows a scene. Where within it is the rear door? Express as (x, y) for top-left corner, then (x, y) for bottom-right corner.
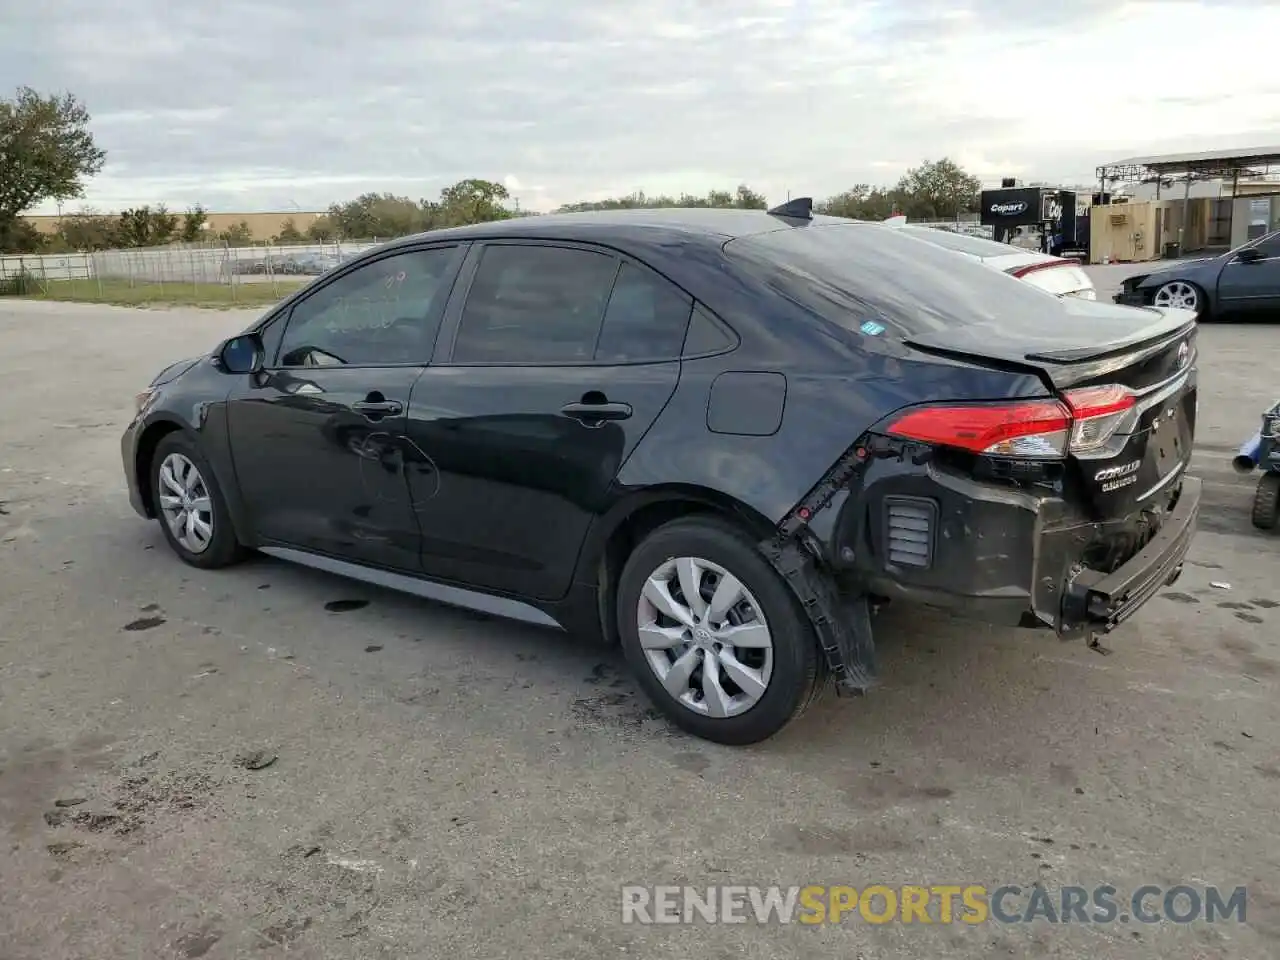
(226, 244), (465, 570)
(406, 241), (691, 600)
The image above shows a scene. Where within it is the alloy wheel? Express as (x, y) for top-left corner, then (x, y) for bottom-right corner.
(1153, 281), (1200, 313)
(636, 556), (774, 718)
(157, 453), (215, 554)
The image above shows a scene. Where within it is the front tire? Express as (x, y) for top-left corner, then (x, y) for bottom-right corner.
(616, 517), (822, 745)
(1152, 280), (1206, 320)
(150, 432), (245, 568)
(1253, 473), (1280, 531)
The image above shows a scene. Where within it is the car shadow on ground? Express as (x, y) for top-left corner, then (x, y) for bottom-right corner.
(116, 497), (1271, 777)
(184, 542), (1086, 755)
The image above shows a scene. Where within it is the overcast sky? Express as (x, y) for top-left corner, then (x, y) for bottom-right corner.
(6, 0), (1280, 215)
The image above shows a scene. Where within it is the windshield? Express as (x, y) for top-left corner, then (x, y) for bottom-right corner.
(1230, 230), (1280, 256)
(896, 226), (1022, 259)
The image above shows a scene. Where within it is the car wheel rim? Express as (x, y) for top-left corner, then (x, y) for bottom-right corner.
(636, 556), (774, 719)
(1154, 281), (1199, 312)
(157, 453), (215, 554)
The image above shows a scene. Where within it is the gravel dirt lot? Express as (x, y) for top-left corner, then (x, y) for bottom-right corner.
(2, 272), (1278, 959)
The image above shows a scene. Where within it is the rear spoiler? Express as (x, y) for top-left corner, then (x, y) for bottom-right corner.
(1005, 259), (1078, 279)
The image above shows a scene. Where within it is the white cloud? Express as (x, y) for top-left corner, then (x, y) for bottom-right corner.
(3, 0), (1277, 214)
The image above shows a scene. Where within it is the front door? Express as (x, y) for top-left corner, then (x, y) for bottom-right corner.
(406, 241), (693, 600)
(1218, 232), (1280, 313)
(226, 244), (465, 570)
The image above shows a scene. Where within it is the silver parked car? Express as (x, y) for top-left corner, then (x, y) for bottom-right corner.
(885, 220), (1096, 300)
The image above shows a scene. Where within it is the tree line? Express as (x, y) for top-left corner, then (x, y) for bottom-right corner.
(1, 86), (985, 254)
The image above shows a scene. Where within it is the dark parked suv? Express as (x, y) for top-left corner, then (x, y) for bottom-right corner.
(122, 204), (1201, 744)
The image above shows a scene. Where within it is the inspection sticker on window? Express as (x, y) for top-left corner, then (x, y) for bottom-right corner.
(860, 320), (885, 336)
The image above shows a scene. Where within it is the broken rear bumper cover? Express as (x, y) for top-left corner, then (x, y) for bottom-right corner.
(1060, 476), (1199, 633)
(797, 451), (1202, 649)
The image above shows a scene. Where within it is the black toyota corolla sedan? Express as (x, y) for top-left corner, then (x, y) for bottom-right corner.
(122, 203), (1201, 745)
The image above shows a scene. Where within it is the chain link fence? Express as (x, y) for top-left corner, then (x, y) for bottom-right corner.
(2, 222), (996, 304)
(911, 220), (995, 239)
(0, 239), (383, 305)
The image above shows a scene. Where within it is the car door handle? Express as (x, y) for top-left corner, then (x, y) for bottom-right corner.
(352, 400), (403, 417)
(560, 401), (632, 423)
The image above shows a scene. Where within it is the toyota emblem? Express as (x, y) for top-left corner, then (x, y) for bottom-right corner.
(1176, 341), (1189, 368)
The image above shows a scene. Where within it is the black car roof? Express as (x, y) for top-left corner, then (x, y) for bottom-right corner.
(381, 208), (869, 249)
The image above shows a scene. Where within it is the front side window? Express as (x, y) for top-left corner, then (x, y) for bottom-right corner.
(452, 245), (619, 363)
(276, 246), (458, 367)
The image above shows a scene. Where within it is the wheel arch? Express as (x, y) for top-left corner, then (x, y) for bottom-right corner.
(135, 416), (255, 545)
(133, 418), (187, 517)
(578, 484), (777, 646)
(1150, 275), (1214, 318)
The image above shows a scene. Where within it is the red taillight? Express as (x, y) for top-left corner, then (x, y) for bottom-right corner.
(887, 400), (1071, 458)
(1062, 384), (1136, 452)
(886, 384), (1137, 459)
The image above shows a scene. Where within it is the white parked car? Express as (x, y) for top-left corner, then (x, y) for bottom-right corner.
(884, 219), (1096, 300)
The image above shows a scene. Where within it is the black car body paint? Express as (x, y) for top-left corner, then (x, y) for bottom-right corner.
(123, 209), (1202, 699)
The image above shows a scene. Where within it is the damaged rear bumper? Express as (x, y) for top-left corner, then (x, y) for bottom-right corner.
(762, 443), (1202, 695)
(841, 468), (1201, 637)
(1062, 475), (1199, 633)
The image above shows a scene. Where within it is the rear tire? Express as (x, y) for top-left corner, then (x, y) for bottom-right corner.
(150, 432), (245, 569)
(616, 516), (822, 745)
(1252, 473), (1280, 531)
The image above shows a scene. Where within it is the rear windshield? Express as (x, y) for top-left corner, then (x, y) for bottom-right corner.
(897, 226), (1021, 259)
(725, 221), (1060, 337)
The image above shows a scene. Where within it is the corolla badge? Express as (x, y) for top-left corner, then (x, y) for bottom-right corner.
(1095, 459), (1141, 492)
(990, 201), (1028, 216)
(1176, 341), (1189, 368)
(1095, 460), (1141, 482)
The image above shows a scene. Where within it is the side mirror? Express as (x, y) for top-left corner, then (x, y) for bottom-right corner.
(1236, 247), (1262, 263)
(217, 334), (265, 374)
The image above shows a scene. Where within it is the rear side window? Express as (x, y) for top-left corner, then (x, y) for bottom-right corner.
(594, 262), (692, 362)
(453, 245), (617, 363)
(725, 223), (1054, 337)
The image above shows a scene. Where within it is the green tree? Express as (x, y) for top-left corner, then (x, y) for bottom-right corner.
(115, 205), (178, 247)
(305, 214), (337, 242)
(815, 184), (896, 220)
(556, 183), (769, 213)
(307, 192), (427, 239)
(0, 87), (106, 252)
(0, 218), (46, 253)
(181, 205), (208, 242)
(433, 179), (512, 226)
(53, 208), (120, 250)
(733, 184), (768, 209)
(893, 158), (982, 221)
(217, 220), (253, 246)
(274, 217), (305, 243)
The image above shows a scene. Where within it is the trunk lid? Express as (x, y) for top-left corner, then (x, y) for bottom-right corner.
(906, 303), (1198, 517)
(1001, 259), (1095, 299)
(903, 301), (1196, 391)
